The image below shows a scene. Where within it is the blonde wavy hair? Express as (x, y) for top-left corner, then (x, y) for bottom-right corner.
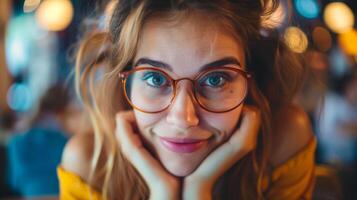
(74, 0), (305, 199)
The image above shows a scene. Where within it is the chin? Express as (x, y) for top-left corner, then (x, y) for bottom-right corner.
(165, 162), (197, 177)
(160, 156), (203, 177)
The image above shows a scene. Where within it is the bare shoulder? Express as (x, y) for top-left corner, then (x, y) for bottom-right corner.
(269, 103), (314, 166)
(61, 132), (95, 181)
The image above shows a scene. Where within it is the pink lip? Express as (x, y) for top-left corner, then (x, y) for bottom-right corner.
(159, 137), (208, 153)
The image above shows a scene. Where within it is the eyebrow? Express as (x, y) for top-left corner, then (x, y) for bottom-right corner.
(134, 57), (242, 71)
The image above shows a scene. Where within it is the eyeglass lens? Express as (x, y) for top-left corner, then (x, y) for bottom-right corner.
(124, 68), (247, 112)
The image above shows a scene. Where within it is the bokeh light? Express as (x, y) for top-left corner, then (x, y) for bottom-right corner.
(338, 29), (357, 55)
(308, 51), (328, 71)
(23, 0), (41, 13)
(329, 48), (349, 76)
(284, 26), (309, 53)
(323, 2), (354, 34)
(295, 0), (320, 19)
(261, 2), (286, 28)
(35, 0), (74, 31)
(7, 38), (27, 75)
(312, 26), (332, 52)
(5, 15), (44, 76)
(7, 83), (33, 112)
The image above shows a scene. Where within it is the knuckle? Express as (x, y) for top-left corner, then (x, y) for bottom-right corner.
(243, 105), (261, 119)
(250, 107), (261, 118)
(116, 112), (125, 121)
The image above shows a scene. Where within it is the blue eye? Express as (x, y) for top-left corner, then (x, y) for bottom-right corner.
(200, 72), (230, 88)
(142, 72), (169, 88)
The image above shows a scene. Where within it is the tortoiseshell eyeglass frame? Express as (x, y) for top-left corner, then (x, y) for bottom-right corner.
(118, 65), (252, 114)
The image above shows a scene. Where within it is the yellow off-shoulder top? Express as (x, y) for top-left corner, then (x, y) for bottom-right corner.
(57, 137), (317, 200)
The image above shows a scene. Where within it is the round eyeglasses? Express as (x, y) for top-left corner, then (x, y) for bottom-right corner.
(119, 66), (251, 113)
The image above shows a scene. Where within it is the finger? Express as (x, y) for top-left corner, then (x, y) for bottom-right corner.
(116, 110), (138, 135)
(115, 111), (145, 154)
(115, 111), (172, 186)
(190, 105), (261, 182)
(231, 105), (261, 149)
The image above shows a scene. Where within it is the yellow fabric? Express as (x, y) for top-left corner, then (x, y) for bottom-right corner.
(262, 136), (317, 200)
(57, 167), (103, 200)
(57, 137), (316, 200)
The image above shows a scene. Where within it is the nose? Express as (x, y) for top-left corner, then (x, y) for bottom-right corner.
(166, 81), (199, 129)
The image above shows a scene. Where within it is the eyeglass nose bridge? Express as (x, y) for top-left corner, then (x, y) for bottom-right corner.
(172, 77), (195, 88)
(170, 77), (197, 104)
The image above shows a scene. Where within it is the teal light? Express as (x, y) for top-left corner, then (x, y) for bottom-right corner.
(7, 83), (33, 112)
(5, 14), (44, 76)
(295, 0), (320, 19)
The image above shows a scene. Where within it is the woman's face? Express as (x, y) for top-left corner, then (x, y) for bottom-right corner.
(132, 15), (246, 177)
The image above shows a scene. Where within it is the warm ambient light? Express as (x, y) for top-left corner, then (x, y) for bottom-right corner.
(323, 2), (354, 34)
(312, 26), (332, 52)
(35, 0), (74, 31)
(284, 26), (308, 53)
(338, 29), (357, 55)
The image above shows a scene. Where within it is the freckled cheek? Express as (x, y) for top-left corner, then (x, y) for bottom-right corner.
(204, 109), (242, 139)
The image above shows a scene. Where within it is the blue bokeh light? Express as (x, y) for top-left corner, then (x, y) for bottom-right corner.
(7, 83), (33, 112)
(5, 14), (45, 76)
(295, 0), (320, 19)
(329, 48), (349, 77)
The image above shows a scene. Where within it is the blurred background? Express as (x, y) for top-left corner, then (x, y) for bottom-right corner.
(0, 0), (356, 199)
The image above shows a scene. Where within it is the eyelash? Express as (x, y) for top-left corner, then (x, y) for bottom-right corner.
(141, 72), (169, 88)
(199, 72), (232, 88)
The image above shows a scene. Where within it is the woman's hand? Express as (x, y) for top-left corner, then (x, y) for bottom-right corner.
(115, 111), (180, 200)
(183, 105), (261, 200)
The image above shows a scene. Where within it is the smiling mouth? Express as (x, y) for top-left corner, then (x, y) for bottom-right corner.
(159, 137), (208, 153)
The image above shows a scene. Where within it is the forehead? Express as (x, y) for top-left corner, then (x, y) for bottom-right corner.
(134, 14), (245, 77)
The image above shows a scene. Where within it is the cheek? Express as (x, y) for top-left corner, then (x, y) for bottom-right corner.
(134, 110), (163, 132)
(203, 105), (243, 136)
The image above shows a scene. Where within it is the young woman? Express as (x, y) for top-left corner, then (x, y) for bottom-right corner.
(59, 0), (316, 199)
